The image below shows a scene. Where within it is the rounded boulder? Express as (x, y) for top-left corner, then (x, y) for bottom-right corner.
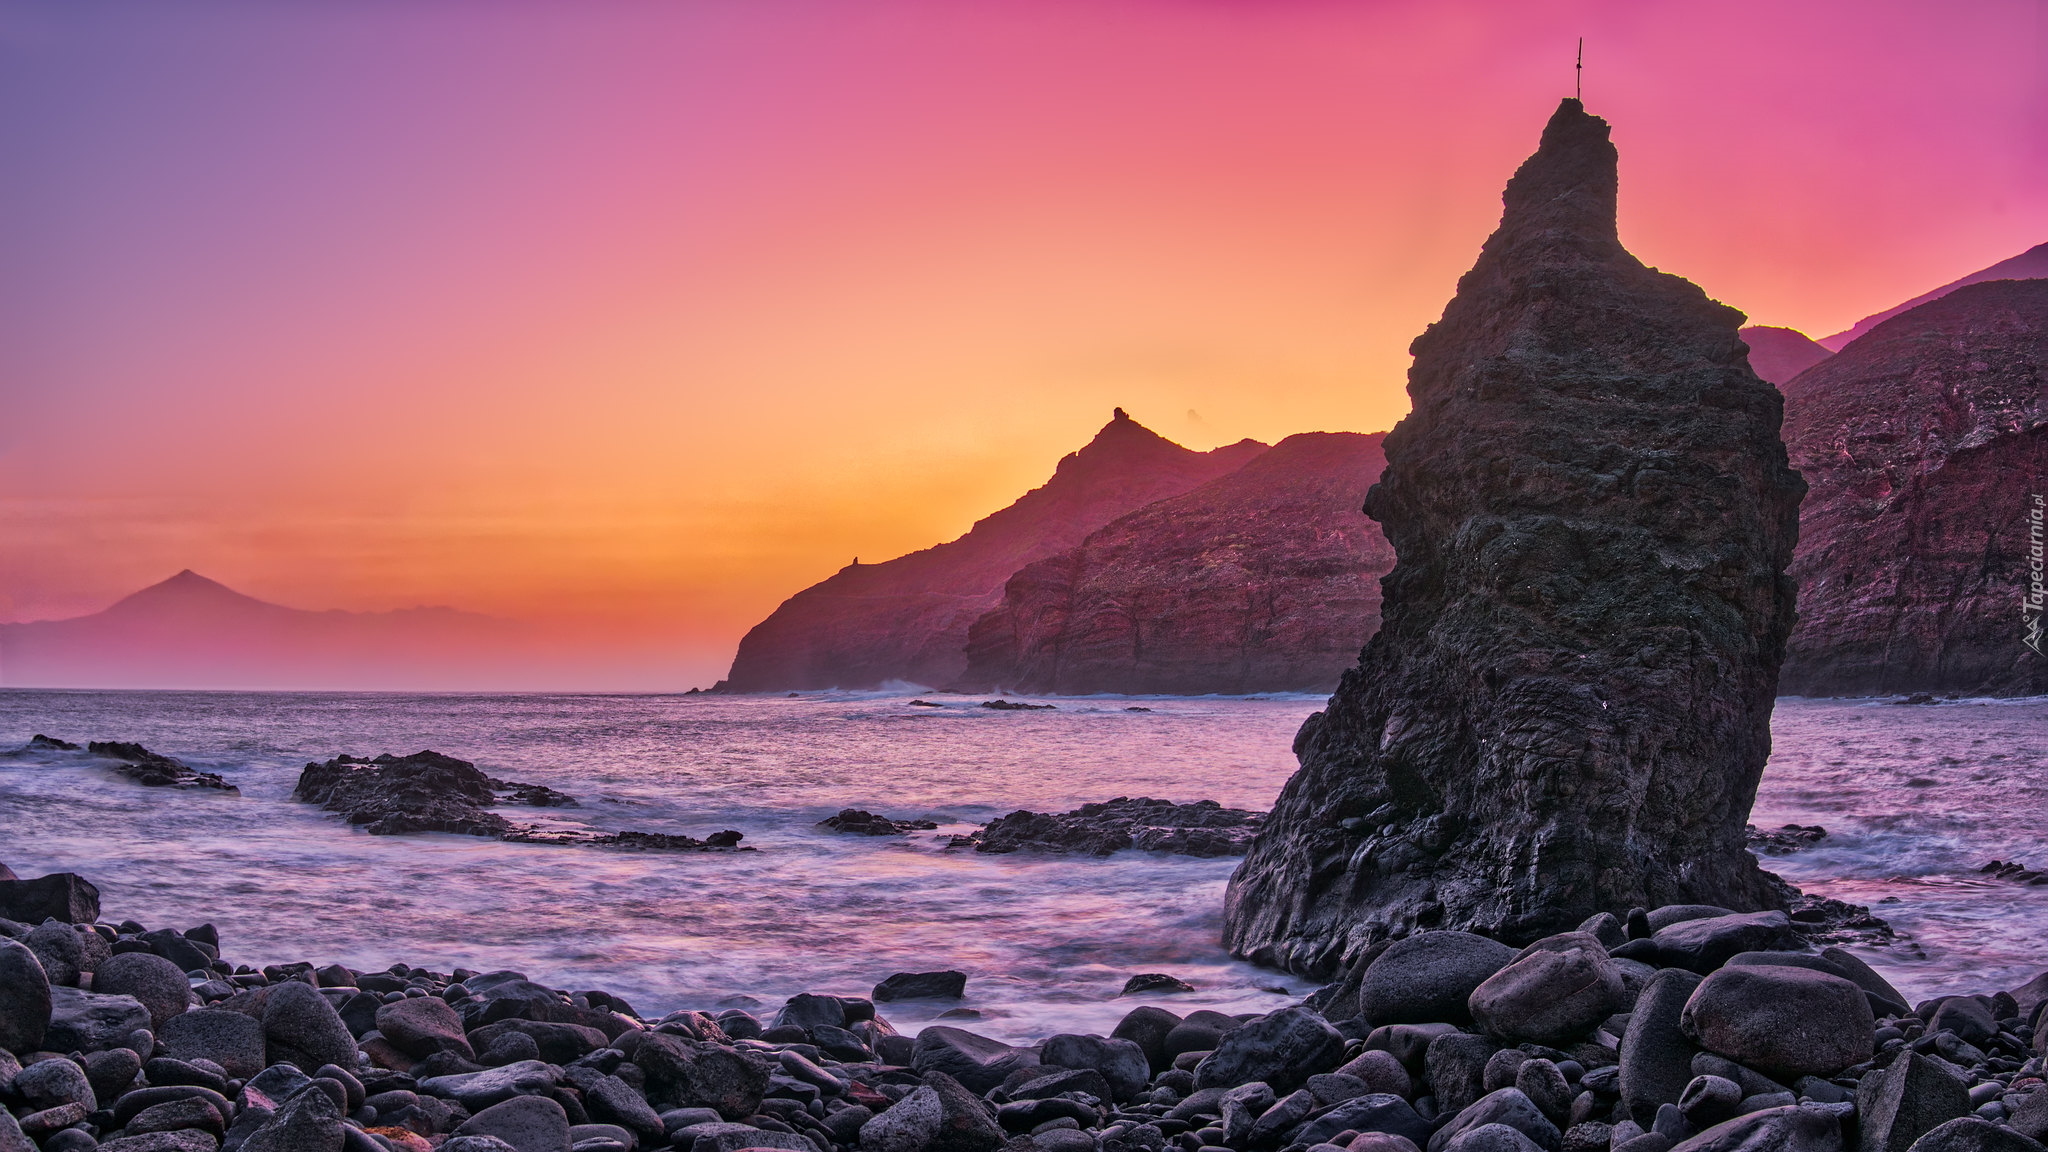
(1680, 965), (1874, 1081)
(0, 938), (51, 1053)
(1359, 932), (1517, 1026)
(1469, 945), (1626, 1046)
(94, 951), (193, 1031)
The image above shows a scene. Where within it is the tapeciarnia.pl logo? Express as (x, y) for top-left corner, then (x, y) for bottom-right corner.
(2026, 493), (2045, 657)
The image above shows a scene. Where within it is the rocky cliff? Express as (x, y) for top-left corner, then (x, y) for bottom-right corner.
(1740, 325), (1833, 385)
(1779, 279), (2048, 696)
(1222, 99), (1805, 974)
(1820, 241), (2048, 351)
(716, 412), (1266, 691)
(956, 431), (1392, 695)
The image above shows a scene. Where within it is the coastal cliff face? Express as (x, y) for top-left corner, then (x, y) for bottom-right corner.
(1780, 279), (2048, 697)
(717, 412), (1265, 691)
(957, 432), (1391, 695)
(1222, 100), (1806, 974)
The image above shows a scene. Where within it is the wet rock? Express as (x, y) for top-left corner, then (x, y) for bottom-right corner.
(1746, 827), (1827, 858)
(875, 973), (968, 1002)
(456, 1095), (574, 1152)
(1652, 914), (1800, 975)
(820, 810), (938, 836)
(1681, 967), (1874, 1081)
(0, 873), (100, 925)
(377, 995), (475, 1059)
(1336, 1049), (1413, 1098)
(85, 1046), (143, 1100)
(1112, 1006), (1183, 1073)
(969, 798), (1264, 858)
(94, 952), (193, 1030)
(1249, 1088), (1318, 1146)
(83, 741), (239, 792)
(126, 1096), (226, 1136)
(1471, 946), (1626, 1045)
(1362, 933), (1519, 1026)
(1444, 1126), (1548, 1152)
(1621, 971), (1705, 1128)
(420, 1059), (565, 1110)
(0, 938), (51, 1053)
(293, 750), (572, 838)
(1904, 1119), (2045, 1152)
(1856, 1051), (1971, 1152)
(261, 980), (357, 1072)
(1124, 974), (1196, 996)
(157, 1009), (265, 1079)
(1926, 1000), (1998, 1049)
(46, 986), (151, 1052)
(98, 1134), (219, 1152)
(1194, 1006), (1344, 1092)
(911, 1027), (1040, 1094)
(1678, 1078), (1743, 1130)
(859, 1071), (1005, 1152)
(1429, 1089), (1562, 1152)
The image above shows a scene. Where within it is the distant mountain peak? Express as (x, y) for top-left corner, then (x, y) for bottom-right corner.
(1820, 241), (2048, 351)
(110, 570), (268, 611)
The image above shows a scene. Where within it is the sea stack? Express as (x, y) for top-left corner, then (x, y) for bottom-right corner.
(1223, 99), (1806, 973)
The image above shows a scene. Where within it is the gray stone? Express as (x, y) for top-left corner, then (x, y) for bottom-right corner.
(1112, 1006), (1184, 1073)
(1621, 971), (1704, 1130)
(14, 1056), (95, 1111)
(240, 1085), (346, 1152)
(1681, 967), (1874, 1081)
(1926, 1000), (1998, 1048)
(1351, 1137), (1425, 1152)
(94, 953), (192, 1032)
(1471, 948), (1626, 1045)
(1518, 1060), (1573, 1124)
(0, 873), (99, 925)
(911, 1026), (1040, 1095)
(1335, 1049), (1413, 1098)
(260, 981), (356, 1073)
(1690, 1056), (1787, 1103)
(633, 1034), (770, 1119)
(1428, 1089), (1562, 1152)
(421, 1060), (566, 1110)
(691, 1128), (813, 1152)
(443, 1140), (522, 1152)
(565, 1067), (664, 1140)
(0, 939), (51, 1053)
(1445, 1125), (1548, 1152)
(1652, 915), (1799, 976)
(25, 922), (91, 987)
(1359, 934), (1519, 1026)
(858, 1071), (1004, 1152)
(874, 972), (968, 1002)
(1665, 1106), (1843, 1152)
(1310, 1072), (1375, 1106)
(98, 1133), (220, 1152)
(1906, 1120), (2047, 1152)
(1040, 1034), (1150, 1100)
(377, 995), (475, 1059)
(46, 986), (151, 1052)
(1679, 1078), (1743, 1130)
(457, 1094), (575, 1152)
(772, 993), (846, 1033)
(126, 1096), (227, 1136)
(1647, 909), (1739, 933)
(1296, 1094), (1433, 1147)
(1194, 1006), (1344, 1092)
(1429, 1032), (1504, 1116)
(1488, 1051), (1534, 1094)
(84, 1045), (143, 1101)
(1856, 1051), (1971, 1152)
(1249, 1088), (1319, 1147)
(158, 1009), (265, 1080)
(1820, 949), (1910, 1017)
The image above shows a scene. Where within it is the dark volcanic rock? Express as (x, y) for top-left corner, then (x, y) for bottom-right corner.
(718, 410), (1268, 691)
(1778, 278), (2048, 697)
(959, 431), (1394, 695)
(1223, 98), (1803, 972)
(0, 939), (51, 1052)
(965, 797), (1264, 857)
(820, 809), (938, 836)
(0, 871), (101, 924)
(294, 750), (570, 837)
(1358, 931), (1517, 1025)
(1193, 1005), (1344, 1092)
(84, 741), (239, 792)
(1679, 965), (1874, 1080)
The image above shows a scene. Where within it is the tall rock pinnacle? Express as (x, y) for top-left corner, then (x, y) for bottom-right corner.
(1223, 100), (1806, 973)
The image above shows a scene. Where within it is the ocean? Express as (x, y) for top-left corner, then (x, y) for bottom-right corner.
(1, 689), (2043, 1041)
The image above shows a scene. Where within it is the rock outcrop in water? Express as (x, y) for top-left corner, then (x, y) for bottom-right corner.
(4, 735), (239, 793)
(1224, 99), (1806, 973)
(716, 412), (1266, 692)
(957, 432), (1393, 695)
(294, 750), (746, 851)
(952, 797), (1265, 857)
(1778, 279), (2048, 697)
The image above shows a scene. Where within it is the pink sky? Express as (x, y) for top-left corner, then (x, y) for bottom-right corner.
(2, 0), (2043, 687)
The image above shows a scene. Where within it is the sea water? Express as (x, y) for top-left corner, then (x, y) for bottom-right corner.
(0, 689), (2042, 1041)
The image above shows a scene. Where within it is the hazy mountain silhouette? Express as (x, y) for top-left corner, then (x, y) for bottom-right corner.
(1739, 325), (1833, 385)
(0, 571), (534, 690)
(716, 410), (1268, 691)
(1820, 241), (2048, 351)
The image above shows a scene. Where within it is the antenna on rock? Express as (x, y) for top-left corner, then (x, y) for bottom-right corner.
(1576, 37), (1583, 101)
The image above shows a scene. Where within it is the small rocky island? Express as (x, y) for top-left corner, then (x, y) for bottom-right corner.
(3, 863), (2046, 1152)
(1225, 98), (1807, 973)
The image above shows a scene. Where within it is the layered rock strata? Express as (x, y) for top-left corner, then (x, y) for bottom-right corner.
(1224, 99), (1806, 973)
(958, 432), (1393, 695)
(1778, 279), (2048, 697)
(718, 412), (1266, 692)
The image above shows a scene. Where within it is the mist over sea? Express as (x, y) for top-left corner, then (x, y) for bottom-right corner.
(2, 689), (2043, 1040)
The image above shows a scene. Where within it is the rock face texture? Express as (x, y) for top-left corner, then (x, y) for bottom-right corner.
(956, 431), (1393, 694)
(1779, 279), (2048, 696)
(1222, 99), (1806, 974)
(1740, 327), (1834, 386)
(717, 411), (1266, 691)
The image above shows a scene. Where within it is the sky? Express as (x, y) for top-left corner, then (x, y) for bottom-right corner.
(2, 0), (2044, 688)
